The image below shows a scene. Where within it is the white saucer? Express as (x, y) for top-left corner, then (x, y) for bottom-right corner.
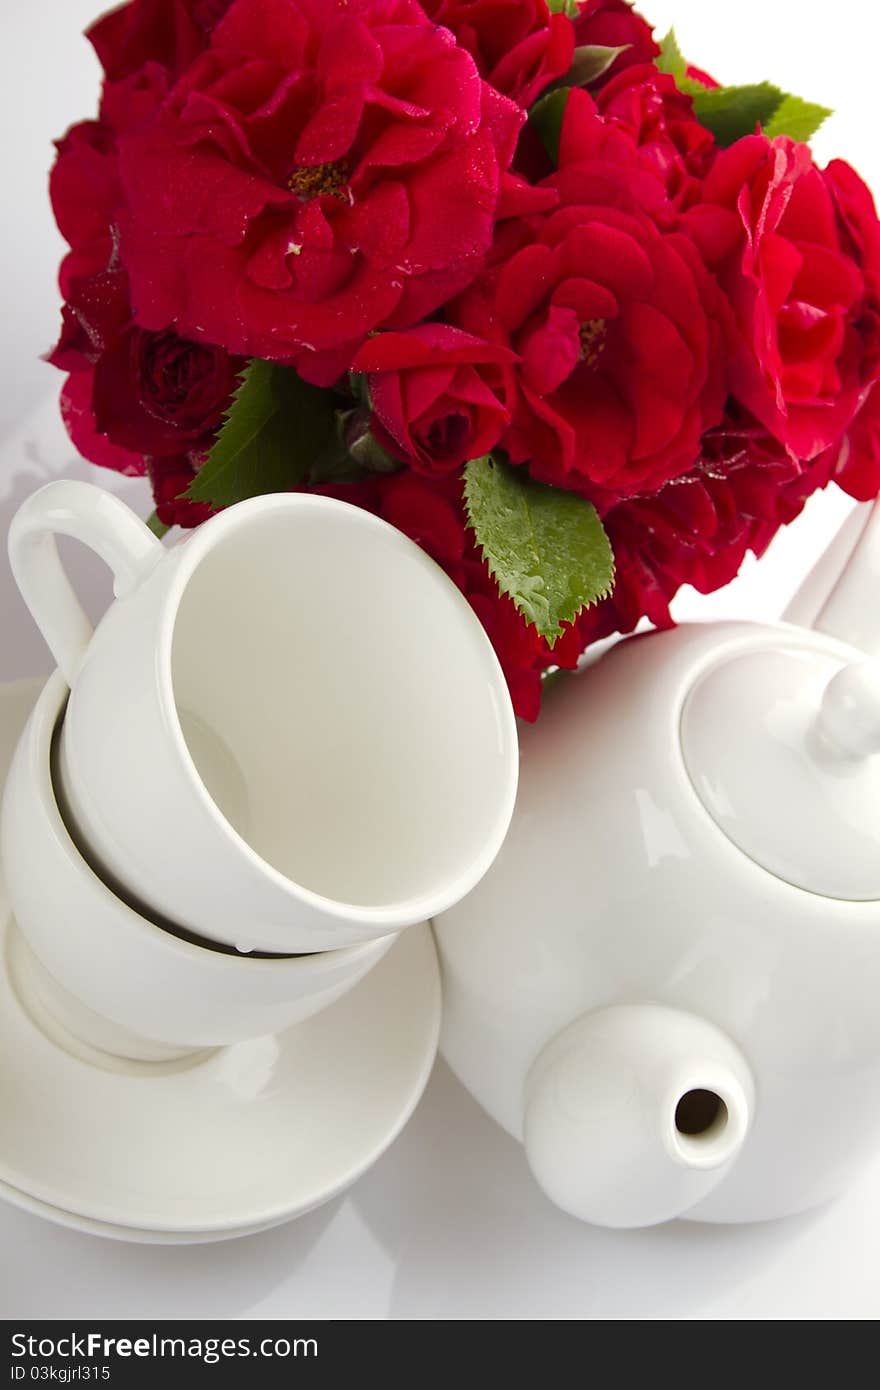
(0, 680), (440, 1241)
(0, 1175), (288, 1245)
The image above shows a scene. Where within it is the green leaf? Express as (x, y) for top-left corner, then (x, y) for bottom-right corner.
(763, 93), (832, 142)
(686, 81), (831, 147)
(563, 43), (629, 89)
(348, 370), (370, 408)
(655, 30), (831, 148)
(306, 415), (365, 486)
(146, 511), (169, 539)
(307, 451), (366, 486)
(463, 456), (615, 646)
(689, 82), (785, 146)
(348, 428), (400, 474)
(528, 87), (570, 165)
(187, 359), (335, 509)
(546, 0), (579, 16)
(656, 28), (686, 81)
(306, 405), (403, 484)
(677, 76), (712, 95)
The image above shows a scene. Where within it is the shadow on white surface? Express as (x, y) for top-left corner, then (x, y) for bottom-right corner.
(0, 1197), (345, 1320)
(3, 1059), (877, 1319)
(352, 1063), (831, 1320)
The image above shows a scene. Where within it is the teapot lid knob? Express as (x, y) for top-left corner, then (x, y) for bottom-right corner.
(681, 644), (880, 901)
(817, 659), (880, 760)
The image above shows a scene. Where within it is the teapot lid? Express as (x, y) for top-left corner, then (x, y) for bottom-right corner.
(681, 643), (880, 902)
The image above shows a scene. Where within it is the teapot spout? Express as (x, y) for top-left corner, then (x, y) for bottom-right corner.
(785, 498), (880, 654)
(523, 1005), (753, 1229)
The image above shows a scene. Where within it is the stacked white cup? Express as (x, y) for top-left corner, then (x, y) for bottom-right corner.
(3, 480), (519, 1061)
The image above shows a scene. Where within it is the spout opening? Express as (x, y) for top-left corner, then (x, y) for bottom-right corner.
(522, 1006), (754, 1226)
(669, 1080), (745, 1169)
(675, 1088), (727, 1139)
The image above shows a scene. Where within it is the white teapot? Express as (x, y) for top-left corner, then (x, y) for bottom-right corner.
(435, 499), (880, 1228)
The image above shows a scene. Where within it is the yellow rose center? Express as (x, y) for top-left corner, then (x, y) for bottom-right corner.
(579, 318), (607, 367)
(287, 160), (351, 201)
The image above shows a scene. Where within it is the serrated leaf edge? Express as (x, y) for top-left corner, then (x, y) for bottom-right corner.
(656, 27), (686, 81)
(463, 456), (616, 646)
(184, 360), (274, 506)
(763, 92), (833, 141)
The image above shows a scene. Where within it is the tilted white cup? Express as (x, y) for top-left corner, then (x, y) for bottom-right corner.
(9, 482), (518, 954)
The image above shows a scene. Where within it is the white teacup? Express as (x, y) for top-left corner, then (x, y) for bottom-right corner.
(9, 482), (518, 954)
(1, 672), (396, 1062)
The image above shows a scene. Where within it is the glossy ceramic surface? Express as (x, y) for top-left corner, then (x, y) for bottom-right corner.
(0, 911), (439, 1234)
(682, 644), (880, 899)
(1, 677), (394, 1058)
(523, 1004), (754, 1229)
(0, 1179), (291, 1246)
(436, 616), (880, 1226)
(10, 482), (518, 954)
(0, 676), (441, 1236)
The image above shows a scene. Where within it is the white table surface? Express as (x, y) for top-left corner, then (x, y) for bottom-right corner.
(1, 0), (879, 1320)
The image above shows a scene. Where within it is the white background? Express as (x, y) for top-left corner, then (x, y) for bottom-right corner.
(1, 0), (879, 1319)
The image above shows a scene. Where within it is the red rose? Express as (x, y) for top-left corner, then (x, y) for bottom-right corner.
(573, 0), (659, 84)
(148, 455), (217, 529)
(59, 369), (145, 477)
(50, 121), (124, 294)
(561, 403), (839, 671)
(421, 0), (574, 108)
(92, 325), (241, 456)
(351, 325), (514, 473)
(826, 158), (880, 369)
(452, 89), (732, 502)
(87, 0), (230, 83)
(693, 136), (880, 474)
(596, 63), (716, 208)
(816, 160), (880, 498)
(374, 471), (468, 570)
(48, 194), (240, 474)
(50, 101), (241, 495)
(364, 408), (835, 720)
(832, 382), (880, 500)
(587, 410), (833, 636)
(321, 418), (834, 721)
(116, 0), (523, 385)
(48, 258), (144, 475)
(53, 284), (240, 488)
(49, 24), (172, 292)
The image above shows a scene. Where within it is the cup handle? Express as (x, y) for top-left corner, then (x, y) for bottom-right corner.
(8, 480), (165, 686)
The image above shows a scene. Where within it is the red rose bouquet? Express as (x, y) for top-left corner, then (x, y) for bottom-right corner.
(50, 0), (880, 719)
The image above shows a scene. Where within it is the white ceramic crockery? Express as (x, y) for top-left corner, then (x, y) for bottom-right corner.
(9, 481), (518, 954)
(435, 497), (880, 1229)
(0, 912), (440, 1238)
(0, 679), (441, 1239)
(1, 674), (395, 1061)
